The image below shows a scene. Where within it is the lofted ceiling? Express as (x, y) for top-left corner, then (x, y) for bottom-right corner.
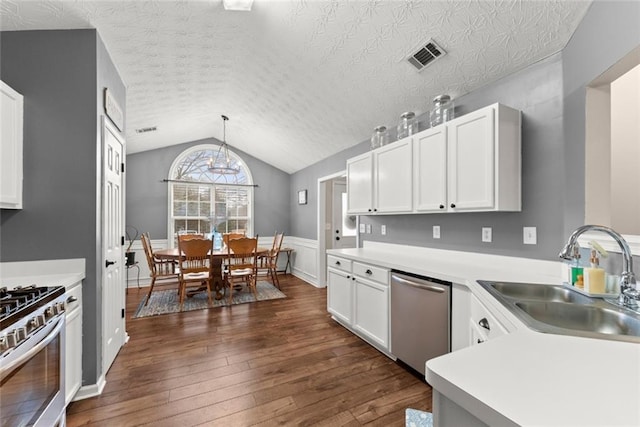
(1, 0), (592, 174)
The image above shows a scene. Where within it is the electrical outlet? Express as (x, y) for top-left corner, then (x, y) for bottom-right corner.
(433, 225), (441, 239)
(359, 223), (366, 233)
(523, 227), (537, 245)
(381, 225), (386, 235)
(482, 227), (492, 243)
(366, 224), (372, 234)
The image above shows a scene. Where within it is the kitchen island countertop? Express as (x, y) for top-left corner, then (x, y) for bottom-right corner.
(327, 243), (640, 426)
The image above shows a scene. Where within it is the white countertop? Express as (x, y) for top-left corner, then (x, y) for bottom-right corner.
(1, 258), (85, 289)
(327, 243), (640, 426)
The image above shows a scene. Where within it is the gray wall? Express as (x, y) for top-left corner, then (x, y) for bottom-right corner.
(0, 29), (126, 387)
(291, 0), (640, 262)
(561, 0), (640, 239)
(126, 138), (290, 238)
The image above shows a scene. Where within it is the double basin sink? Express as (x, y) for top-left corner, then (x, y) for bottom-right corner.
(478, 280), (640, 343)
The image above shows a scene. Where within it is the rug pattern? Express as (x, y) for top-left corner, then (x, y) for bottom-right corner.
(133, 281), (286, 318)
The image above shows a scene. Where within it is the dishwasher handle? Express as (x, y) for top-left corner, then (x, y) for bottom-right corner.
(392, 275), (446, 293)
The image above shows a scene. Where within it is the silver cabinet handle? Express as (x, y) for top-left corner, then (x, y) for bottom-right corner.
(67, 296), (78, 303)
(335, 261), (341, 266)
(365, 269), (372, 275)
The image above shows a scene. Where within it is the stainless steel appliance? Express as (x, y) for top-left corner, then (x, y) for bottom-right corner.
(391, 271), (451, 376)
(1, 285), (67, 427)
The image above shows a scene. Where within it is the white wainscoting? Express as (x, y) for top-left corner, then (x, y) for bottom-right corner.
(126, 236), (320, 288)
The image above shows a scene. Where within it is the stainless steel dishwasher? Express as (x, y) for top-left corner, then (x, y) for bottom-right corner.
(391, 271), (451, 376)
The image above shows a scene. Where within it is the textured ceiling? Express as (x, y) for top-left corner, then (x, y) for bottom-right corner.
(1, 0), (592, 174)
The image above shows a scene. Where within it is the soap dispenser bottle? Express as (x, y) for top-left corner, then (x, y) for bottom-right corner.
(584, 247), (606, 293)
(569, 246), (583, 287)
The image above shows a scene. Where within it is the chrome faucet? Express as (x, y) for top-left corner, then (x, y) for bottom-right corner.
(559, 225), (639, 309)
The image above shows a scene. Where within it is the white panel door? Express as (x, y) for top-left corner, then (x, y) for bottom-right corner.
(332, 181), (356, 249)
(374, 139), (412, 213)
(448, 107), (495, 210)
(414, 127), (448, 212)
(346, 153), (373, 214)
(102, 117), (126, 375)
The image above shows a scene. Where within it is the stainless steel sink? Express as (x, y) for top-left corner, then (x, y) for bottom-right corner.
(478, 280), (640, 343)
(515, 301), (640, 336)
(488, 282), (592, 304)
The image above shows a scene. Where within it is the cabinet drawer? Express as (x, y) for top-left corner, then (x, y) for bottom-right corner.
(65, 281), (82, 314)
(352, 262), (389, 284)
(470, 294), (506, 340)
(327, 255), (352, 273)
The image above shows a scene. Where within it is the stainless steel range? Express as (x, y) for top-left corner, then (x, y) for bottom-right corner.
(1, 284), (67, 427)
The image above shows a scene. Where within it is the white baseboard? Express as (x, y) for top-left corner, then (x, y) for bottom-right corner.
(72, 374), (106, 402)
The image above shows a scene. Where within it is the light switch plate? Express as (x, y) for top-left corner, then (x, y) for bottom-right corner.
(523, 226), (537, 245)
(433, 225), (441, 239)
(359, 223), (366, 233)
(366, 224), (372, 234)
(381, 225), (386, 235)
(482, 227), (492, 243)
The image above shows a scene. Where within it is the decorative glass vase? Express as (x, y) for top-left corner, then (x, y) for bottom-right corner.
(370, 126), (389, 150)
(429, 95), (454, 127)
(397, 111), (417, 140)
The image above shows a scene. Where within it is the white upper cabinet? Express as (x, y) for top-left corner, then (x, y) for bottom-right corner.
(414, 126), (448, 212)
(346, 152), (373, 214)
(347, 138), (413, 214)
(348, 103), (521, 215)
(446, 104), (521, 212)
(0, 81), (24, 209)
(373, 138), (412, 213)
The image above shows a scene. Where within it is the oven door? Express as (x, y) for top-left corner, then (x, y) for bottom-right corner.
(1, 315), (66, 427)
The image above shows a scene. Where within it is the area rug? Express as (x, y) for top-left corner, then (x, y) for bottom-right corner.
(132, 281), (286, 318)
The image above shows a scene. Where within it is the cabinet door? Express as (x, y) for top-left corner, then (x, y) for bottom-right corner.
(346, 153), (373, 214)
(0, 81), (23, 209)
(448, 107), (495, 211)
(327, 268), (353, 325)
(414, 127), (448, 212)
(374, 139), (412, 213)
(353, 276), (389, 349)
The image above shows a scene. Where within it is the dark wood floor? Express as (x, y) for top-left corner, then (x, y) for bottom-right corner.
(66, 275), (432, 426)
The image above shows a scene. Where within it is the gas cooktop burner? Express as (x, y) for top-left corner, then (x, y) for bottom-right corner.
(0, 285), (65, 329)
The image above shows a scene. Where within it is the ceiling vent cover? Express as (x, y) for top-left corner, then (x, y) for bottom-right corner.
(406, 39), (446, 71)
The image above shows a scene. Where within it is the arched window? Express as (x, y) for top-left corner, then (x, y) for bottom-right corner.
(168, 144), (253, 246)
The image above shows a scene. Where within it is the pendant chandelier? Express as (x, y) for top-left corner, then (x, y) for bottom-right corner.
(208, 114), (240, 175)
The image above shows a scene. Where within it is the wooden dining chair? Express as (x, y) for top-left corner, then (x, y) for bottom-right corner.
(178, 233), (205, 241)
(224, 237), (258, 303)
(177, 238), (213, 307)
(222, 232), (245, 248)
(141, 233), (179, 305)
(257, 232), (285, 289)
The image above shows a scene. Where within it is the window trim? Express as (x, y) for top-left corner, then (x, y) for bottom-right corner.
(167, 144), (254, 246)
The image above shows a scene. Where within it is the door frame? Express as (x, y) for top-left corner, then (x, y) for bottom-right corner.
(317, 170), (359, 287)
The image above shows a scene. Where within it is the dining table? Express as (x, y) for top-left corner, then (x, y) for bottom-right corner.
(153, 246), (270, 300)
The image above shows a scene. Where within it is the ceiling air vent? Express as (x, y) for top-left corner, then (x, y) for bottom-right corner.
(135, 126), (157, 134)
(406, 39), (446, 72)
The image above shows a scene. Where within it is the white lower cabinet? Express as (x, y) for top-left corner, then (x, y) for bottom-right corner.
(326, 255), (390, 352)
(327, 267), (353, 325)
(353, 270), (389, 349)
(469, 293), (507, 345)
(65, 280), (83, 405)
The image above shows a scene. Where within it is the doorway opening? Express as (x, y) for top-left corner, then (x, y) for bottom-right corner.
(317, 171), (358, 287)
